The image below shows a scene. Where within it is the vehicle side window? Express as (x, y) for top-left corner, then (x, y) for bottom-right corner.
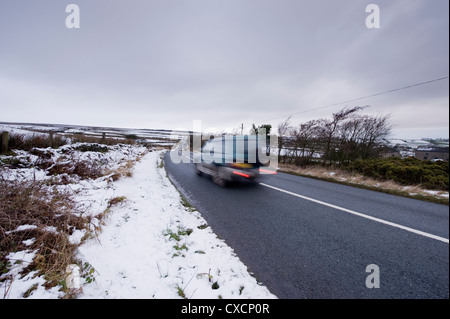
(201, 139), (224, 164)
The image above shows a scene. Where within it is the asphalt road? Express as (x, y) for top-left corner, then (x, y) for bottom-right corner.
(164, 151), (449, 299)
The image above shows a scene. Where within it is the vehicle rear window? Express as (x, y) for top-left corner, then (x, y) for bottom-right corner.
(202, 136), (264, 164)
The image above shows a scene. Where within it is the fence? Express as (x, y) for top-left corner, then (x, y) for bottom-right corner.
(1, 131), (8, 154)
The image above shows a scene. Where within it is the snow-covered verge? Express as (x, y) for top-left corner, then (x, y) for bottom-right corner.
(279, 164), (449, 204)
(0, 143), (276, 299)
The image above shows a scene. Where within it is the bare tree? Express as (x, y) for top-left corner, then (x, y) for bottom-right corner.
(277, 116), (292, 160)
(335, 112), (392, 163)
(320, 106), (366, 164)
(292, 120), (321, 165)
(276, 106), (392, 166)
(358, 113), (392, 159)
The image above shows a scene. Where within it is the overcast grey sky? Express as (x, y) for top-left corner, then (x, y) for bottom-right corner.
(0, 0), (448, 138)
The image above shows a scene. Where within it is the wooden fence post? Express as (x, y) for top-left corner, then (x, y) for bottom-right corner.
(1, 131), (9, 154)
(49, 132), (54, 148)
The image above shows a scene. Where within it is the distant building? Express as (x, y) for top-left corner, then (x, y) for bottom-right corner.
(414, 146), (449, 162)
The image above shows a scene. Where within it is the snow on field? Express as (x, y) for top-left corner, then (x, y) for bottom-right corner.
(0, 122), (186, 145)
(0, 143), (276, 299)
(77, 151), (275, 299)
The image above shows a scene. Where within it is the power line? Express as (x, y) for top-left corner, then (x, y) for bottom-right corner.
(267, 76), (449, 122)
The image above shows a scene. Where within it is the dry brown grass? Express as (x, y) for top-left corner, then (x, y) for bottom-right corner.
(0, 140), (149, 297)
(47, 159), (104, 181)
(0, 179), (89, 293)
(7, 133), (68, 151)
(105, 158), (141, 182)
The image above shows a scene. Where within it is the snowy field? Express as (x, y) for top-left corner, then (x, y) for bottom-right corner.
(0, 141), (276, 299)
(0, 121), (186, 147)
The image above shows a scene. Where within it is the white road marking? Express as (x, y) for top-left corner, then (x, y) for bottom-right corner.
(260, 182), (449, 244)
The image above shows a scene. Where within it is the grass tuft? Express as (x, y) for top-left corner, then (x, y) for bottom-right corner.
(0, 179), (88, 294)
(107, 196), (127, 207)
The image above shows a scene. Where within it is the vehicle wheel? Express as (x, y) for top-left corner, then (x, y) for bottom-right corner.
(213, 174), (227, 187)
(195, 164), (203, 176)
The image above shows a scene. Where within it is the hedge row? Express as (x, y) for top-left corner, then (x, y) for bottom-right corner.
(342, 157), (449, 191)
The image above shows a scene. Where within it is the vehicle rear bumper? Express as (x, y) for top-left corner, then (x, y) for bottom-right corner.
(222, 167), (260, 181)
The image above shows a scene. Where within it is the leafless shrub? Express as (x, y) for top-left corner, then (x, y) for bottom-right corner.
(277, 106), (392, 165)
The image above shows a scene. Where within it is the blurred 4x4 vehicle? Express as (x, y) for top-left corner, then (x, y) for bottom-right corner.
(195, 135), (270, 187)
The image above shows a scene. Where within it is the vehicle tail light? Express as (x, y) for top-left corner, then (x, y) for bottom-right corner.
(232, 171), (251, 178)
